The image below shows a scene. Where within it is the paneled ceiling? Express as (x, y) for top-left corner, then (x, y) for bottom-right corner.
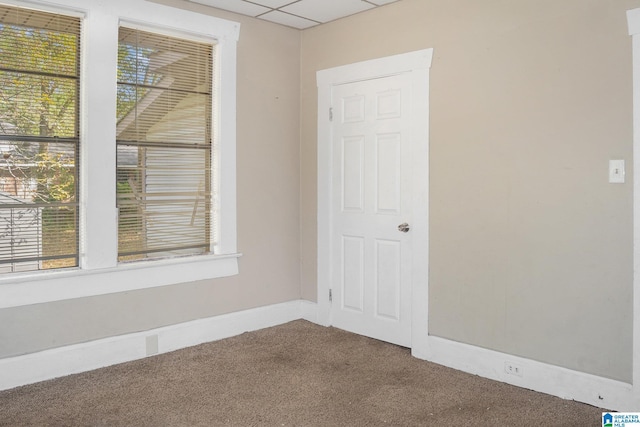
(185, 0), (401, 29)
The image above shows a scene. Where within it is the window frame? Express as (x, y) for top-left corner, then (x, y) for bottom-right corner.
(0, 0), (240, 309)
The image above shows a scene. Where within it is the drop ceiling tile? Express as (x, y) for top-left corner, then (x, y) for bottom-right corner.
(281, 0), (374, 23)
(250, 0), (297, 8)
(367, 0), (400, 5)
(259, 10), (318, 29)
(189, 0), (269, 17)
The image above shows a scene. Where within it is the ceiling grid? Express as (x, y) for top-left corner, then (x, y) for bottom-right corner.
(186, 0), (400, 29)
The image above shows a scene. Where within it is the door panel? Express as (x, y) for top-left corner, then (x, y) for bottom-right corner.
(375, 238), (401, 320)
(376, 133), (401, 214)
(342, 235), (364, 312)
(341, 136), (364, 213)
(330, 74), (412, 347)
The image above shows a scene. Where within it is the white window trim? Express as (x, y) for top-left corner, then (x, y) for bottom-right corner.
(0, 0), (240, 308)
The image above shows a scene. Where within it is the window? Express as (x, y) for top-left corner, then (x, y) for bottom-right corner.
(0, 0), (239, 307)
(116, 28), (214, 262)
(0, 5), (80, 273)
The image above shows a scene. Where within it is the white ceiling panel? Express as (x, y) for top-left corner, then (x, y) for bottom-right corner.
(185, 0), (402, 29)
(189, 0), (269, 16)
(260, 10), (317, 29)
(281, 0), (374, 24)
(250, 0), (295, 8)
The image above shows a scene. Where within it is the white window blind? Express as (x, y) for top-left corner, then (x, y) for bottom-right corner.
(0, 5), (80, 273)
(116, 27), (214, 261)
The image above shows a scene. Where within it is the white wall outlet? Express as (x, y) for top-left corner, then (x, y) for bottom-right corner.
(504, 361), (523, 377)
(609, 159), (625, 183)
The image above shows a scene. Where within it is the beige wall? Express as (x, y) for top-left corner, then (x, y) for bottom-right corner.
(0, 1), (301, 358)
(2, 0), (637, 386)
(300, 0), (638, 382)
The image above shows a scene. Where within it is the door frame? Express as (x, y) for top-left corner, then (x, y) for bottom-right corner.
(316, 49), (433, 350)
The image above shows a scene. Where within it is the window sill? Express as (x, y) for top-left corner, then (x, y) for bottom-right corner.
(0, 253), (241, 309)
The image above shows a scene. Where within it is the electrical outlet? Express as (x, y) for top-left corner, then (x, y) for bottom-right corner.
(504, 362), (523, 377)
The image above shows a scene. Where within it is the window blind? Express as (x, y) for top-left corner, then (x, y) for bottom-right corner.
(0, 5), (80, 272)
(116, 27), (214, 261)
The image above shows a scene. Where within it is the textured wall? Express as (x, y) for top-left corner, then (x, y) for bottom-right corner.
(299, 0), (637, 382)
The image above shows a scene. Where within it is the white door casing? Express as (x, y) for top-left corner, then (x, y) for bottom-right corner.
(317, 49), (433, 350)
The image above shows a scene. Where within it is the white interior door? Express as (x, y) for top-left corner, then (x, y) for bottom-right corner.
(330, 74), (413, 347)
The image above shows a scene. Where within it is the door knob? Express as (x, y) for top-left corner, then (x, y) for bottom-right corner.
(397, 223), (410, 233)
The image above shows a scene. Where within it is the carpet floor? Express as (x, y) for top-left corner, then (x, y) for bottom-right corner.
(0, 320), (605, 426)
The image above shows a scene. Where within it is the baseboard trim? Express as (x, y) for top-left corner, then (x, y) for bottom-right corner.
(304, 301), (638, 410)
(300, 299), (319, 323)
(2, 299), (637, 411)
(0, 300), (307, 391)
(413, 335), (637, 412)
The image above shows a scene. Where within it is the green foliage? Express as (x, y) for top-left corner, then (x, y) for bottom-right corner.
(117, 180), (132, 194)
(0, 21), (79, 239)
(0, 24), (78, 138)
(0, 22), (78, 205)
(34, 151), (75, 203)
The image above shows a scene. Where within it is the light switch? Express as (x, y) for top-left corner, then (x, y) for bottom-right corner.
(609, 160), (625, 184)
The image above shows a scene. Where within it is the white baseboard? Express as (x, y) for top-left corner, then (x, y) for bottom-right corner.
(298, 301), (639, 410)
(2, 299), (637, 412)
(0, 300), (307, 391)
(300, 299), (319, 323)
(413, 335), (639, 412)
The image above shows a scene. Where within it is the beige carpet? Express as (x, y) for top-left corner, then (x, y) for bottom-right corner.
(0, 320), (604, 426)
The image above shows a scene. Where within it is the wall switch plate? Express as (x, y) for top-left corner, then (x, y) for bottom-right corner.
(609, 160), (625, 184)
